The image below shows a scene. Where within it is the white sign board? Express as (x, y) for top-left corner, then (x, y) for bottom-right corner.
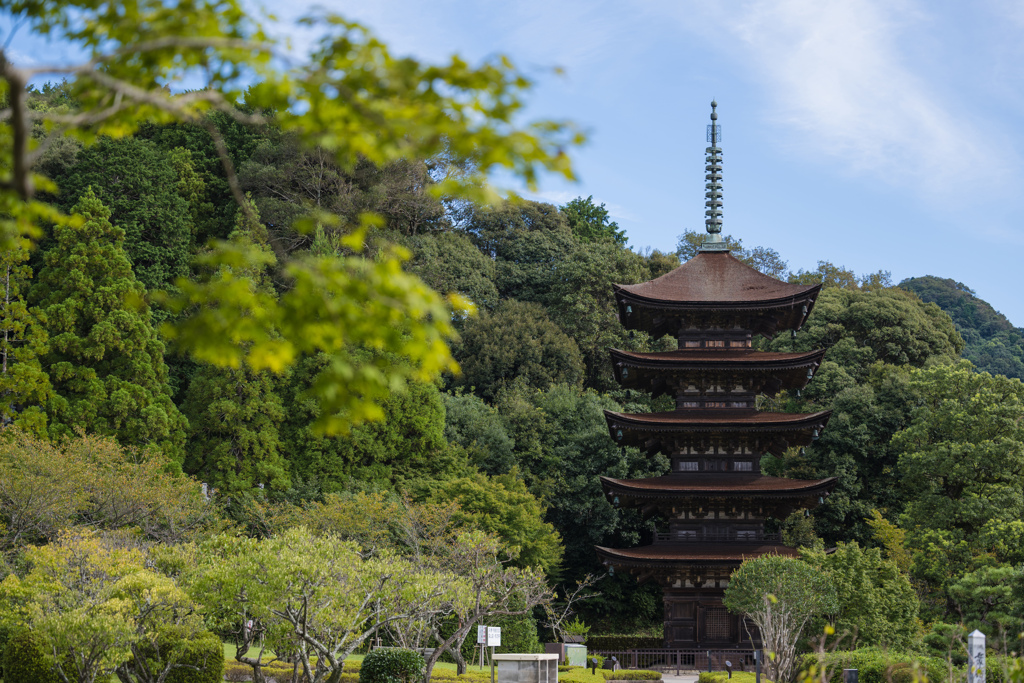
(476, 626), (502, 646)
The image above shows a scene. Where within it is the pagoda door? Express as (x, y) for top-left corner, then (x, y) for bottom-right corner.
(664, 595), (698, 646)
(698, 601), (736, 644)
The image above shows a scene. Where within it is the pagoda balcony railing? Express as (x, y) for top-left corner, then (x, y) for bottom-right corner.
(654, 530), (781, 544)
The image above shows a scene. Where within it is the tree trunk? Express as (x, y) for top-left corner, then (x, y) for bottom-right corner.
(450, 643), (467, 675)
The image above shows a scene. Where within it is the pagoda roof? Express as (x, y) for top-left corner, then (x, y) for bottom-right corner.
(611, 348), (825, 367)
(616, 251), (819, 306)
(610, 348), (825, 396)
(605, 409), (831, 455)
(596, 543), (799, 567)
(606, 408), (830, 431)
(613, 252), (821, 338)
(600, 473), (837, 498)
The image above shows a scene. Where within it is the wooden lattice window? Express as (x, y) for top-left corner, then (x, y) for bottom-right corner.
(705, 607), (731, 641)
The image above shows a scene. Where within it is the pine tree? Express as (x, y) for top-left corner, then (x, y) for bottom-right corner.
(182, 196), (289, 494)
(0, 240), (52, 435)
(32, 188), (187, 461)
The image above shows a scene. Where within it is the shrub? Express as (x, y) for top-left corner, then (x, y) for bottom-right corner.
(360, 648), (425, 683)
(698, 674), (764, 683)
(2, 630), (58, 683)
(798, 648), (947, 683)
(163, 631), (225, 683)
(602, 670), (662, 680)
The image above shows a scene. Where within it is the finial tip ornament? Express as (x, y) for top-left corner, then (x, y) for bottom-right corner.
(701, 100), (728, 252)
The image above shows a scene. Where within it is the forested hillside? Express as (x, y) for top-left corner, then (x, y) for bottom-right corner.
(900, 275), (1024, 380)
(5, 80), (1024, 644)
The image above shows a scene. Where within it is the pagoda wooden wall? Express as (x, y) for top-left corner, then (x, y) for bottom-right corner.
(663, 592), (760, 649)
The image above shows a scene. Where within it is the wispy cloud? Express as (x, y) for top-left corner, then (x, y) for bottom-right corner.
(645, 0), (1016, 202)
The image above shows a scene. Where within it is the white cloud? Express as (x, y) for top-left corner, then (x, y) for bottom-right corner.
(643, 0), (1016, 201)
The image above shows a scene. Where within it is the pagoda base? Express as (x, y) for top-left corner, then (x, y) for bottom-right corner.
(663, 590), (760, 649)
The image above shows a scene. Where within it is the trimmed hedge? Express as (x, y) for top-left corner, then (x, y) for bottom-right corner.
(1, 630), (58, 683)
(698, 673), (764, 683)
(602, 670), (662, 680)
(588, 637), (663, 651)
(798, 649), (947, 683)
(360, 648), (425, 683)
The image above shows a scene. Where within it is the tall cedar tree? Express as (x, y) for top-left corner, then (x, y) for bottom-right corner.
(51, 136), (193, 292)
(32, 188), (187, 460)
(182, 197), (289, 494)
(0, 241), (52, 435)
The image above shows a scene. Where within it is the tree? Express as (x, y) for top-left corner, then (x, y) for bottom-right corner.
(421, 531), (550, 682)
(788, 261), (892, 291)
(31, 189), (188, 460)
(894, 362), (1024, 593)
(546, 239), (666, 390)
(427, 472), (564, 574)
(469, 200), (577, 302)
(50, 136), (194, 292)
(3, 1), (582, 438)
(182, 198), (289, 494)
(451, 300), (585, 401)
(189, 527), (453, 683)
(0, 238), (52, 435)
(441, 390), (516, 475)
(490, 382), (667, 628)
(901, 275), (1024, 381)
(948, 565), (1024, 643)
(404, 232), (500, 311)
(723, 554), (838, 683)
(280, 358), (468, 493)
(0, 429), (213, 550)
(560, 196), (626, 245)
(0, 530), (212, 683)
(676, 230), (788, 279)
(764, 287), (963, 383)
(800, 542), (918, 649)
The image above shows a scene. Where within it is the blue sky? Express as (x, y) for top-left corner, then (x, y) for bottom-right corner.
(8, 1), (1024, 324)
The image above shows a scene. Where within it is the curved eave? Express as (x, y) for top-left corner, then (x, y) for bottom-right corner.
(605, 409), (832, 433)
(612, 283), (822, 338)
(599, 474), (838, 501)
(595, 544), (799, 569)
(609, 348), (827, 391)
(604, 409), (832, 455)
(612, 282), (822, 311)
(609, 347), (825, 370)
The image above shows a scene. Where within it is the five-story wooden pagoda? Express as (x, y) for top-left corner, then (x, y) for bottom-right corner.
(596, 101), (836, 649)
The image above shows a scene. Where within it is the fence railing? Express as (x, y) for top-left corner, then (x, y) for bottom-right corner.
(653, 531), (781, 543)
(590, 649), (757, 672)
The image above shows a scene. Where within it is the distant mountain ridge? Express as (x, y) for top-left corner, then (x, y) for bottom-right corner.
(899, 276), (1024, 380)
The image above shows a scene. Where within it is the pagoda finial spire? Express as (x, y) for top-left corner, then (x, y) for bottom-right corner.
(701, 99), (729, 251)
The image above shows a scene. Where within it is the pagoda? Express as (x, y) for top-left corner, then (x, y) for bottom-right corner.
(595, 102), (836, 650)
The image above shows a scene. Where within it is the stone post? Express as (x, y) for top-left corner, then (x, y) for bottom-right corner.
(968, 630), (986, 683)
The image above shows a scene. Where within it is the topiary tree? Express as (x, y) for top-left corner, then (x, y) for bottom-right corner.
(723, 554), (838, 683)
(360, 648), (425, 683)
